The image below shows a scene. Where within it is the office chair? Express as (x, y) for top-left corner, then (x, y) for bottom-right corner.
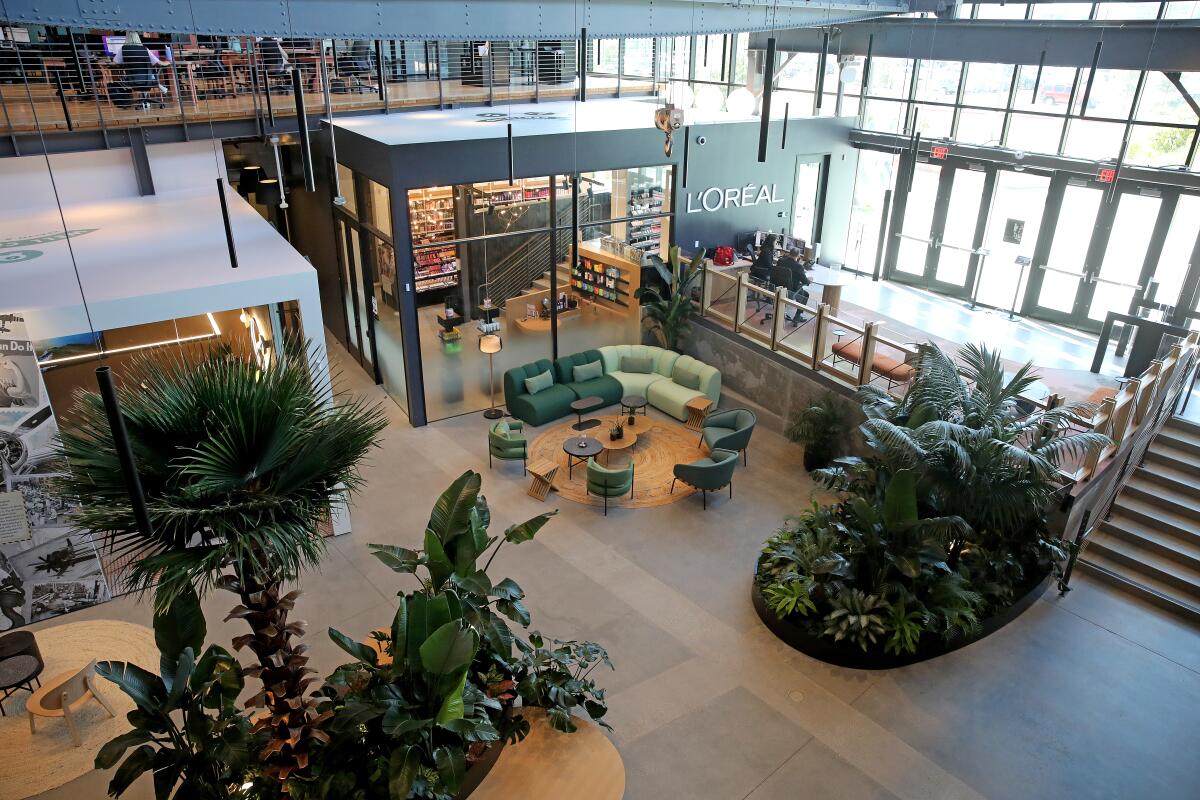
(258, 38), (293, 94)
(334, 40), (375, 93)
(117, 42), (166, 109)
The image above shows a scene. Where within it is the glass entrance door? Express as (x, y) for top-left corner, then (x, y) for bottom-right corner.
(1085, 191), (1160, 327)
(891, 161), (942, 279)
(975, 170), (1050, 311)
(1024, 181), (1104, 326)
(336, 217), (376, 371)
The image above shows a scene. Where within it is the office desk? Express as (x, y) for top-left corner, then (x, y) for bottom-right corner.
(713, 259), (853, 315)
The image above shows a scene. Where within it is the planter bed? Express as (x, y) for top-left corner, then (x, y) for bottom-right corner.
(751, 568), (1052, 670)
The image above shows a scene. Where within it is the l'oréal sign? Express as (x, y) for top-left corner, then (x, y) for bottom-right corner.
(685, 183), (786, 214)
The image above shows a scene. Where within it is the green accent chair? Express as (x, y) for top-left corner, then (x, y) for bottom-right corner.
(503, 359), (577, 426)
(671, 448), (738, 509)
(585, 457), (634, 516)
(701, 408), (757, 466)
(488, 420), (527, 475)
(554, 349), (624, 405)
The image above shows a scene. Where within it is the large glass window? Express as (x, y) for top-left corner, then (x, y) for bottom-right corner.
(914, 60), (962, 104)
(1012, 65), (1076, 113)
(845, 150), (899, 273)
(1037, 184), (1103, 314)
(1090, 192), (1161, 323)
(1155, 195), (1200, 305)
(868, 57), (915, 99)
(961, 62), (1013, 108)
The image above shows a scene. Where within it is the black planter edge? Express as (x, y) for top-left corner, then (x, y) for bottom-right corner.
(456, 712), (511, 799)
(751, 568), (1052, 671)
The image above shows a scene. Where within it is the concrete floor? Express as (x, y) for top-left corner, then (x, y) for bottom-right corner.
(29, 333), (1200, 800)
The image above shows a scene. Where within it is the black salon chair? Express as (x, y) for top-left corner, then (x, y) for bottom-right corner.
(117, 42), (164, 109)
(334, 40), (374, 93)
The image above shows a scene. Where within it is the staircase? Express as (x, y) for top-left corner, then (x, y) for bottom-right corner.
(1079, 416), (1200, 623)
(484, 196), (601, 306)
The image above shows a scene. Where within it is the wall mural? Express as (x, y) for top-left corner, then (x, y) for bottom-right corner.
(0, 313), (111, 631)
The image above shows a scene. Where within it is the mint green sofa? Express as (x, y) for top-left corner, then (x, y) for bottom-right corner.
(598, 344), (721, 422)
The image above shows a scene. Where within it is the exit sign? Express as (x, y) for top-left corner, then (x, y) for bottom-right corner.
(930, 145), (949, 160)
(1098, 168), (1116, 183)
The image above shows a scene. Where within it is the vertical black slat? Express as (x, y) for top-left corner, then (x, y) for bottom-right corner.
(681, 125), (690, 188)
(579, 28), (588, 101)
(720, 34), (727, 83)
(781, 103), (789, 149)
(815, 30), (829, 112)
(292, 68), (316, 193)
(261, 51), (277, 130)
(95, 367), (154, 540)
(67, 29), (87, 97)
(171, 62), (189, 141)
(757, 36), (777, 163)
(507, 122), (515, 185)
(703, 35), (709, 67)
(1080, 41), (1103, 116)
(813, 153), (831, 246)
(874, 189), (892, 281)
(216, 178), (239, 269)
(861, 34), (874, 99)
(331, 39), (341, 77)
(1031, 49), (1046, 102)
(909, 133), (922, 194)
(375, 40), (388, 110)
(54, 73), (74, 131)
(128, 127), (155, 196)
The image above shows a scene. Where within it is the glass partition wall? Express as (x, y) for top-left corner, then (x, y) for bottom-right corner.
(337, 165), (674, 423)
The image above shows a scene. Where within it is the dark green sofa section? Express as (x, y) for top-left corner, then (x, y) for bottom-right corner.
(502, 359), (577, 426)
(554, 349), (624, 406)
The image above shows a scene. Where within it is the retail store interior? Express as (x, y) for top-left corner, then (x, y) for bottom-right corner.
(0, 2), (1198, 800)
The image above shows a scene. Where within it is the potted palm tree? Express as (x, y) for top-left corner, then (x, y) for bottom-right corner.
(635, 245), (706, 350)
(57, 342), (386, 789)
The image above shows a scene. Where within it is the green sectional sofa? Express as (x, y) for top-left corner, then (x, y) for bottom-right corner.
(554, 349), (624, 406)
(502, 345), (721, 426)
(502, 358), (578, 426)
(598, 344), (720, 422)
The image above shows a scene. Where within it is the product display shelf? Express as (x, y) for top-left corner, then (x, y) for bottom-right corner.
(572, 240), (641, 313)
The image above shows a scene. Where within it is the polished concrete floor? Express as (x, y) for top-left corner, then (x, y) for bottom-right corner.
(30, 333), (1200, 800)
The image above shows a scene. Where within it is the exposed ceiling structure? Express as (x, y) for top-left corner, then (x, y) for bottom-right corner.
(0, 0), (914, 38)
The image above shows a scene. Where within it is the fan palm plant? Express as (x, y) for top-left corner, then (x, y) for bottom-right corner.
(56, 342), (387, 789)
(634, 245), (706, 349)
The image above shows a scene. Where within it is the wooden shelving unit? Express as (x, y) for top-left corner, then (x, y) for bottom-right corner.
(572, 240), (641, 313)
(470, 178), (552, 211)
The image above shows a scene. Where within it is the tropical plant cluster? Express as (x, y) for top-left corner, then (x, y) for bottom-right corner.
(635, 245), (705, 350)
(57, 344), (611, 799)
(757, 343), (1108, 656)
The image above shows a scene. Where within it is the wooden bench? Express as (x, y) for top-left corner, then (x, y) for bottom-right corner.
(831, 339), (916, 389)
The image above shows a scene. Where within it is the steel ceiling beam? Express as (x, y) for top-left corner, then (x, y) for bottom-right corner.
(750, 19), (1200, 72)
(0, 0), (909, 39)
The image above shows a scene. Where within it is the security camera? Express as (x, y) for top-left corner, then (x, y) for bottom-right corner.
(654, 103), (684, 156)
(695, 135), (707, 146)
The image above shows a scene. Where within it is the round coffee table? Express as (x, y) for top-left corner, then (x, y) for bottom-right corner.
(570, 396), (605, 431)
(0, 654), (42, 715)
(620, 395), (647, 425)
(563, 435), (603, 480)
(601, 419), (638, 464)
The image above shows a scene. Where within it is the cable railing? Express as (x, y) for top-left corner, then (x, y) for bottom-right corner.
(0, 33), (668, 141)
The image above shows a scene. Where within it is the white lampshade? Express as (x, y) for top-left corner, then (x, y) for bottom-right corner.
(724, 87), (756, 117)
(479, 334), (502, 354)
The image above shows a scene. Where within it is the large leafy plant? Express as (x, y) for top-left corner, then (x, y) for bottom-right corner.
(787, 393), (856, 471)
(58, 342), (387, 785)
(295, 471), (612, 799)
(757, 343), (1108, 656)
(94, 587), (259, 799)
(635, 245), (705, 349)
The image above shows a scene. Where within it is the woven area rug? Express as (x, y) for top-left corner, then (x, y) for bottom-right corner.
(0, 620), (156, 800)
(528, 415), (700, 509)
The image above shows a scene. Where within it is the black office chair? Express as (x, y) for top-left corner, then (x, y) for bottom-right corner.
(117, 43), (164, 109)
(259, 39), (292, 93)
(334, 40), (374, 93)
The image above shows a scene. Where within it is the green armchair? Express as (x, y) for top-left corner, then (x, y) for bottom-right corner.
(585, 457), (634, 516)
(700, 408), (757, 466)
(488, 420), (527, 475)
(672, 448), (738, 509)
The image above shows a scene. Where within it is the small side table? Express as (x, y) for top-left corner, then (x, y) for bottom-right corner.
(0, 655), (42, 716)
(620, 395), (647, 425)
(527, 459), (559, 502)
(570, 395), (605, 431)
(685, 397), (712, 431)
(563, 436), (603, 480)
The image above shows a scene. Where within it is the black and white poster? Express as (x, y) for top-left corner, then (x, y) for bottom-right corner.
(0, 313), (110, 631)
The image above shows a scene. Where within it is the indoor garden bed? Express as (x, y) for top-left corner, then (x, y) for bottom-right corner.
(753, 343), (1105, 670)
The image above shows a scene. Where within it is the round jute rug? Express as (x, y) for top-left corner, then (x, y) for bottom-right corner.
(0, 620), (157, 800)
(528, 414), (700, 509)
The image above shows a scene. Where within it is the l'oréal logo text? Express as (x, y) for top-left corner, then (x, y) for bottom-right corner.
(685, 184), (785, 214)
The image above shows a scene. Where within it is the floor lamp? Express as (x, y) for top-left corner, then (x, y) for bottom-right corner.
(480, 333), (503, 419)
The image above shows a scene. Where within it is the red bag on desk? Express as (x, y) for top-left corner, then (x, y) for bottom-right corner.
(713, 246), (735, 266)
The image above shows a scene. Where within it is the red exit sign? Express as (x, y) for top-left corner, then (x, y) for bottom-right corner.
(930, 145), (949, 160)
(1098, 168), (1116, 183)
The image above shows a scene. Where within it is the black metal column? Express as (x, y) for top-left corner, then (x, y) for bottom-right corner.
(95, 366), (153, 539)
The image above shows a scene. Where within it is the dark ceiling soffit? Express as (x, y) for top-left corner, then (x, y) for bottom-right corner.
(750, 20), (1200, 72)
(0, 0), (906, 39)
(849, 129), (1200, 191)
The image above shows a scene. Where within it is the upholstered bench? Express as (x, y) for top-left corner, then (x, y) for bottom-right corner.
(831, 340), (915, 390)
